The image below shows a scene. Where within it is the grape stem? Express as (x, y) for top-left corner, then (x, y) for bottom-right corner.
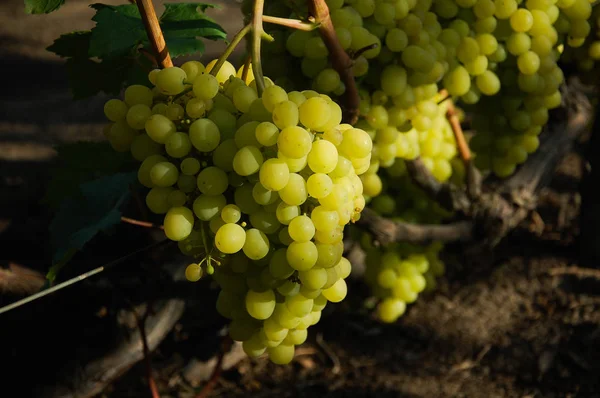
(210, 23), (252, 78)
(443, 94), (482, 199)
(308, 0), (360, 124)
(251, 0), (267, 96)
(262, 15), (320, 31)
(241, 54), (252, 82)
(121, 216), (164, 230)
(357, 208), (474, 245)
(136, 0), (173, 68)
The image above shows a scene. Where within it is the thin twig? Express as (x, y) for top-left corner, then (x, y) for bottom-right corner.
(241, 54), (252, 83)
(445, 99), (482, 198)
(196, 337), (232, 398)
(121, 216), (164, 229)
(315, 333), (341, 375)
(251, 0), (266, 96)
(210, 24), (252, 78)
(548, 266), (600, 279)
(309, 0), (359, 124)
(262, 15), (319, 31)
(132, 305), (160, 398)
(357, 208), (473, 245)
(136, 0), (173, 68)
(445, 99), (470, 163)
(0, 240), (170, 315)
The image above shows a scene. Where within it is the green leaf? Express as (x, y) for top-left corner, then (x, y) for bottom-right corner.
(159, 3), (217, 22)
(88, 2), (226, 60)
(65, 55), (150, 99)
(43, 142), (133, 209)
(49, 172), (137, 263)
(89, 4), (147, 59)
(24, 0), (65, 14)
(46, 31), (91, 58)
(164, 37), (205, 58)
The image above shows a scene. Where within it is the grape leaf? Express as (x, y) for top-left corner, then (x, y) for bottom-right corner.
(46, 31), (92, 58)
(88, 2), (226, 59)
(43, 142), (134, 210)
(24, 0), (65, 14)
(49, 172), (137, 263)
(89, 4), (147, 59)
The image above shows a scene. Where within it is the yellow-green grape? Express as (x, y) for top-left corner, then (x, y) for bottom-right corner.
(299, 96), (331, 131)
(193, 73), (220, 100)
(307, 173), (333, 199)
(106, 121), (137, 152)
(243, 228), (270, 260)
(197, 167), (228, 195)
(233, 146), (264, 176)
(288, 215), (316, 242)
(308, 139), (338, 173)
(180, 157), (201, 176)
(181, 60), (205, 82)
(286, 241), (318, 271)
(267, 344), (295, 365)
(150, 161), (179, 187)
(215, 223), (246, 254)
(193, 194), (226, 221)
(246, 289), (276, 320)
(205, 59), (237, 84)
(145, 114), (176, 144)
(260, 158), (290, 191)
(124, 84), (153, 107)
(165, 132), (192, 158)
(104, 99), (128, 122)
(155, 67), (187, 95)
(272, 100), (300, 130)
(185, 263), (203, 282)
(221, 204), (241, 224)
(146, 187), (173, 214)
(163, 206), (194, 241)
(130, 134), (162, 162)
(322, 278), (347, 302)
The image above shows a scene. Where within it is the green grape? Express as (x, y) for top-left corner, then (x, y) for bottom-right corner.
(243, 228), (270, 260)
(278, 126), (313, 158)
(197, 167), (228, 195)
(288, 215), (316, 242)
(221, 204), (241, 224)
(262, 85), (289, 112)
(315, 69), (341, 93)
(443, 66), (471, 96)
(104, 99), (128, 122)
(307, 173), (334, 199)
(255, 122), (279, 147)
(233, 146), (264, 176)
(272, 100), (300, 130)
(193, 194), (226, 221)
(124, 84), (153, 107)
(180, 157), (201, 176)
(287, 241), (318, 271)
(233, 85), (258, 113)
(267, 344), (295, 365)
(145, 114), (176, 144)
(181, 60), (205, 82)
(186, 98), (209, 118)
(205, 59), (237, 85)
(163, 206), (194, 241)
(156, 67), (187, 95)
(278, 173), (308, 206)
(165, 132), (192, 158)
(193, 73), (220, 100)
(150, 161), (179, 187)
(299, 97), (331, 131)
(146, 187), (173, 214)
(215, 223), (246, 254)
(246, 289), (276, 320)
(260, 158), (290, 191)
(130, 134), (162, 161)
(476, 70), (501, 95)
(517, 51), (540, 75)
(510, 8), (534, 32)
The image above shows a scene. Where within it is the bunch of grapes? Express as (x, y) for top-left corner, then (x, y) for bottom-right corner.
(561, 3), (600, 77)
(257, 0), (595, 179)
(364, 242), (445, 323)
(355, 161), (449, 322)
(102, 60), (372, 364)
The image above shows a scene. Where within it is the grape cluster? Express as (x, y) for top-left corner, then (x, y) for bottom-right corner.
(102, 62), (372, 364)
(346, 161), (449, 322)
(561, 3), (600, 77)
(258, 0), (595, 180)
(364, 242), (445, 323)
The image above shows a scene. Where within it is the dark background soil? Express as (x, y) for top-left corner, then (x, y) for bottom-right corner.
(1, 1), (599, 397)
